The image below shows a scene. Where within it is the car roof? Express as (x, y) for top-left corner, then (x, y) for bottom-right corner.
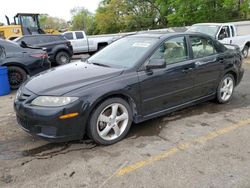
(192, 23), (223, 26)
(18, 34), (62, 39)
(128, 31), (211, 40)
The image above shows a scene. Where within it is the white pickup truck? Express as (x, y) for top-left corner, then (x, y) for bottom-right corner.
(187, 22), (250, 58)
(62, 31), (124, 54)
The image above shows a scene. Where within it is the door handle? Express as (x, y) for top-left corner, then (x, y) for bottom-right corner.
(195, 61), (202, 67)
(182, 67), (193, 73)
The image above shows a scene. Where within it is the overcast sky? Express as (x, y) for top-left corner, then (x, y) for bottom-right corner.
(0, 0), (102, 24)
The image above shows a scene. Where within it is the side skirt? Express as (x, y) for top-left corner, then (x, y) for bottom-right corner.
(134, 93), (216, 124)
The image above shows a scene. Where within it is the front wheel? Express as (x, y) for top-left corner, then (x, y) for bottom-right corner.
(88, 98), (133, 145)
(216, 74), (235, 104)
(8, 66), (27, 90)
(242, 45), (249, 58)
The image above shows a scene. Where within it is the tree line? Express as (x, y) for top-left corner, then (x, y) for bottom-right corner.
(36, 0), (250, 35)
(71, 0), (250, 35)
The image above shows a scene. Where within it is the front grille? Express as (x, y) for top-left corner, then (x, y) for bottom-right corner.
(17, 116), (41, 133)
(17, 116), (31, 129)
(16, 87), (34, 102)
(18, 93), (31, 102)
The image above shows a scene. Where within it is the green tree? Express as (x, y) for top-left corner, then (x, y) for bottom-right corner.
(95, 0), (165, 34)
(167, 0), (249, 26)
(70, 7), (97, 35)
(39, 14), (68, 30)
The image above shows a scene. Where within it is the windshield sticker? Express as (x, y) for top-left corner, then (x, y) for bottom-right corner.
(132, 43), (151, 48)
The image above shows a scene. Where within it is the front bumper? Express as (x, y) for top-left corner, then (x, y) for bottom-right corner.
(14, 90), (88, 142)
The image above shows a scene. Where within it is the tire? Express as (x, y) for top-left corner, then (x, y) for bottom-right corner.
(242, 45), (249, 59)
(55, 51), (70, 65)
(8, 66), (27, 90)
(216, 74), (235, 104)
(87, 98), (133, 145)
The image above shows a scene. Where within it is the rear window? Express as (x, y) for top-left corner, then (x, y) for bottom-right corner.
(76, 32), (84, 39)
(21, 36), (39, 45)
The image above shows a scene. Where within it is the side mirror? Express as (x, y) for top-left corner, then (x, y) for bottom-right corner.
(20, 41), (28, 48)
(146, 59), (166, 70)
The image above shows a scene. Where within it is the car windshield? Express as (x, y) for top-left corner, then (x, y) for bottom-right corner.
(88, 37), (158, 68)
(187, 25), (220, 38)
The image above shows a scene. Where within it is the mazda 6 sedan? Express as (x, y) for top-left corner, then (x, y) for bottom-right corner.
(14, 32), (244, 145)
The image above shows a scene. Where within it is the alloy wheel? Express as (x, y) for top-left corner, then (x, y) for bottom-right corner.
(220, 77), (234, 102)
(96, 103), (129, 141)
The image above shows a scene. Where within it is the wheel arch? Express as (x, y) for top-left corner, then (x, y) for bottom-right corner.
(224, 70), (237, 84)
(3, 62), (29, 75)
(245, 41), (250, 48)
(87, 93), (138, 125)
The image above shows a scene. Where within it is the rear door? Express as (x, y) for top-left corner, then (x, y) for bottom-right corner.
(189, 35), (224, 98)
(138, 35), (196, 116)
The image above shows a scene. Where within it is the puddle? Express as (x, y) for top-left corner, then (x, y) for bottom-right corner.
(0, 139), (95, 160)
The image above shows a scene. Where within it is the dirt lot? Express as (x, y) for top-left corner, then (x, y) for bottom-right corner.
(1, 58), (250, 188)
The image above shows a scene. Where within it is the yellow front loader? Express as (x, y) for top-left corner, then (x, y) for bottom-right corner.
(0, 13), (59, 40)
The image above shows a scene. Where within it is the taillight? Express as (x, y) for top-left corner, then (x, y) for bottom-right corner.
(30, 53), (48, 58)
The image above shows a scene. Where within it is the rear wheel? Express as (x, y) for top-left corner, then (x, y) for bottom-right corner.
(88, 98), (133, 145)
(55, 51), (70, 65)
(242, 45), (249, 58)
(216, 74), (235, 104)
(8, 66), (27, 90)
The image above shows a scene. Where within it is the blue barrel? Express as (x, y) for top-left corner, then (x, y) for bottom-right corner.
(0, 66), (10, 96)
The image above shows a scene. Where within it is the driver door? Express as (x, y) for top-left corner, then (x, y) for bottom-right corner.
(218, 25), (232, 44)
(138, 36), (196, 116)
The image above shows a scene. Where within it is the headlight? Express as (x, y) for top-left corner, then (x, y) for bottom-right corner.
(31, 96), (78, 107)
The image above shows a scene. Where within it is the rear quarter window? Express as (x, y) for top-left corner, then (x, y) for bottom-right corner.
(76, 32), (84, 39)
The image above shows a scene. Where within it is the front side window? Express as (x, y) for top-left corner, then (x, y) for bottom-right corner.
(219, 26), (230, 39)
(150, 36), (189, 64)
(190, 36), (216, 59)
(64, 33), (74, 40)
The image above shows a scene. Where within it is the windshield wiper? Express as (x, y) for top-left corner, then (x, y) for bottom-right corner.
(92, 62), (110, 68)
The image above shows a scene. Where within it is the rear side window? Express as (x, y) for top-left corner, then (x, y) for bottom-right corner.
(190, 36), (216, 58)
(64, 33), (74, 40)
(150, 36), (189, 64)
(76, 32), (84, 39)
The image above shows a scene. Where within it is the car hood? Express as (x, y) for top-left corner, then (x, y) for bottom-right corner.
(24, 62), (123, 96)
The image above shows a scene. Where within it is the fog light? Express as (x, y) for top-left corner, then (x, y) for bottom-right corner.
(59, 113), (79, 120)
